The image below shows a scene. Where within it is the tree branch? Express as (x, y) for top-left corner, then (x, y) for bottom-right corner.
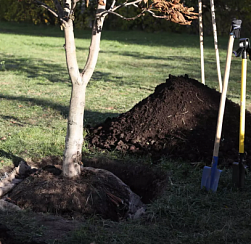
(52, 0), (64, 18)
(102, 0), (198, 25)
(110, 0), (116, 9)
(145, 9), (170, 19)
(33, 0), (67, 24)
(111, 0), (143, 12)
(107, 9), (146, 21)
(33, 0), (59, 18)
(72, 0), (80, 10)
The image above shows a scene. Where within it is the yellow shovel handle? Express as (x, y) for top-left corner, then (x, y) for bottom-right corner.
(239, 58), (247, 153)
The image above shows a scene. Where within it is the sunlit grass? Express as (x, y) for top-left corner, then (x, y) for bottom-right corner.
(1, 21), (250, 167)
(1, 21), (251, 244)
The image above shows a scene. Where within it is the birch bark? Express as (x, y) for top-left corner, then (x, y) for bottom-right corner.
(63, 0), (107, 177)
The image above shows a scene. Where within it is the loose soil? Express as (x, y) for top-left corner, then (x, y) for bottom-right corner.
(89, 75), (251, 167)
(1, 156), (167, 243)
(7, 159), (165, 221)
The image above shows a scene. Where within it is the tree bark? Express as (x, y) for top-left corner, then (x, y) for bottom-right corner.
(62, 0), (107, 177)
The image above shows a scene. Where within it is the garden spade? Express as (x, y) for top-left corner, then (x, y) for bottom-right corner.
(232, 38), (250, 188)
(201, 19), (242, 192)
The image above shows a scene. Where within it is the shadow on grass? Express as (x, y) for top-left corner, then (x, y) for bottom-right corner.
(0, 94), (119, 125)
(0, 21), (228, 49)
(0, 53), (204, 87)
(0, 53), (119, 85)
(0, 149), (26, 167)
(0, 55), (69, 83)
(0, 114), (33, 127)
(0, 93), (69, 117)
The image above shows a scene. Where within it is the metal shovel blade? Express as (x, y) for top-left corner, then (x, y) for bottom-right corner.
(201, 166), (222, 192)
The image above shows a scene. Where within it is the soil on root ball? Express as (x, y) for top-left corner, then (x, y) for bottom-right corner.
(7, 156), (167, 221)
(88, 75), (251, 167)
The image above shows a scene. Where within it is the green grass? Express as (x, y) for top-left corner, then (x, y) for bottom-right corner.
(1, 21), (251, 243)
(56, 159), (251, 244)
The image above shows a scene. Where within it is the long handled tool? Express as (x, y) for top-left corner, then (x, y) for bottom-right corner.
(201, 19), (242, 192)
(198, 0), (205, 85)
(232, 38), (250, 188)
(210, 0), (222, 92)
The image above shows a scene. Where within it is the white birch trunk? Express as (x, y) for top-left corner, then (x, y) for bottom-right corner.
(63, 0), (106, 177)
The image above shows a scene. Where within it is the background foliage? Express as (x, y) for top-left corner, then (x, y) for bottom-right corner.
(0, 0), (251, 36)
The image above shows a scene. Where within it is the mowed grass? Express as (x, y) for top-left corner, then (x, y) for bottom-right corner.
(1, 22), (251, 243)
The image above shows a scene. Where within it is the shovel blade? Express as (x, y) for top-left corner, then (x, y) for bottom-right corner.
(201, 166), (222, 192)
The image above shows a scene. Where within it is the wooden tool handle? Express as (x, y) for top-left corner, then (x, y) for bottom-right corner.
(213, 35), (234, 158)
(210, 0), (222, 92)
(198, 0), (205, 85)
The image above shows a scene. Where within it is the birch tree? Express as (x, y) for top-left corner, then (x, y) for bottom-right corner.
(33, 0), (198, 178)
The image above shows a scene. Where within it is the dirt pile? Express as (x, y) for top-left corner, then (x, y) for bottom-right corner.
(88, 75), (251, 166)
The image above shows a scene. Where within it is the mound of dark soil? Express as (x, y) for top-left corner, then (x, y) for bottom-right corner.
(88, 75), (251, 166)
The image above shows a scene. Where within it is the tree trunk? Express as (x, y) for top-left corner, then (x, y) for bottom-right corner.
(62, 1), (107, 177)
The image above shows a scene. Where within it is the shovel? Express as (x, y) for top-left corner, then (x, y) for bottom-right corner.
(201, 19), (242, 192)
(232, 38), (250, 188)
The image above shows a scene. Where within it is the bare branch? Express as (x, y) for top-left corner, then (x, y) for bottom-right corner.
(72, 0), (80, 10)
(33, 0), (67, 25)
(146, 9), (170, 19)
(52, 0), (64, 18)
(102, 0), (198, 26)
(100, 0), (143, 18)
(110, 0), (116, 10)
(107, 9), (147, 21)
(111, 0), (143, 12)
(33, 0), (59, 18)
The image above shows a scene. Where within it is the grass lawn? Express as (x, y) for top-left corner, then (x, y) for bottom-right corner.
(1, 21), (251, 243)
